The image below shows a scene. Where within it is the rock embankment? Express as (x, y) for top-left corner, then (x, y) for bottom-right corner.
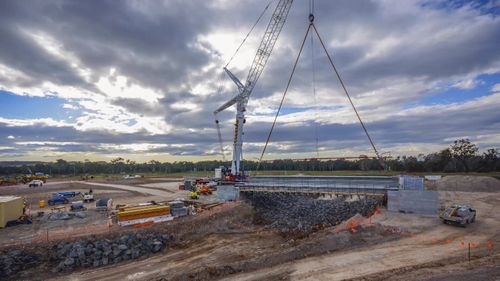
(50, 232), (171, 272)
(0, 232), (171, 278)
(243, 193), (382, 234)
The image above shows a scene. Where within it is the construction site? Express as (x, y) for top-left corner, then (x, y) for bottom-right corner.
(0, 174), (499, 280)
(1, 0), (500, 280)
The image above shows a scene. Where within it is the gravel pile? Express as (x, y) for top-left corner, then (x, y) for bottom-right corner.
(435, 175), (500, 192)
(242, 193), (382, 234)
(0, 250), (40, 278)
(50, 232), (172, 272)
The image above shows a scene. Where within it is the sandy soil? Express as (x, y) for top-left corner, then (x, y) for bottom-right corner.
(435, 175), (500, 192)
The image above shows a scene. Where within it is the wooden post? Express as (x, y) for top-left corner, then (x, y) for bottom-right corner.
(468, 242), (471, 262)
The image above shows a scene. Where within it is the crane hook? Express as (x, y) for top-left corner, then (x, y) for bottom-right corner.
(309, 13), (314, 23)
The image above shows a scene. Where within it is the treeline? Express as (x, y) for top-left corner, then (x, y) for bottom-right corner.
(0, 139), (498, 175)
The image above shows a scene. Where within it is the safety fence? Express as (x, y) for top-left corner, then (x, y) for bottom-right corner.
(335, 208), (495, 259)
(0, 222), (115, 248)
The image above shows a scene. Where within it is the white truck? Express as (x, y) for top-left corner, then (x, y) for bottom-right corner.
(28, 180), (44, 187)
(440, 204), (476, 227)
(83, 192), (94, 203)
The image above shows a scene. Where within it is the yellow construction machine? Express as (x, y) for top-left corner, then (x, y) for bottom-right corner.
(189, 190), (199, 200)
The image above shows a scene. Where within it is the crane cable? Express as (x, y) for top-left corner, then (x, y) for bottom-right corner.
(214, 71), (227, 161)
(311, 23), (385, 168)
(214, 116), (227, 161)
(310, 0), (319, 157)
(224, 0), (274, 68)
(256, 9), (385, 173)
(255, 23), (312, 174)
(214, 0), (274, 162)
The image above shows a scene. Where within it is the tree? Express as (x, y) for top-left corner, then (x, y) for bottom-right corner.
(481, 148), (499, 172)
(450, 139), (478, 172)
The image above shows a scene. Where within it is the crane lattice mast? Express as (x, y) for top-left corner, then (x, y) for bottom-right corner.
(214, 0), (293, 176)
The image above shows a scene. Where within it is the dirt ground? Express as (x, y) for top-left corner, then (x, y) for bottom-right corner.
(427, 175), (500, 192)
(0, 178), (219, 246)
(49, 204), (400, 281)
(2, 175), (500, 280)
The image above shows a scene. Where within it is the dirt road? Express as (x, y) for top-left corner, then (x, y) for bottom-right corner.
(76, 181), (175, 197)
(46, 190), (499, 281)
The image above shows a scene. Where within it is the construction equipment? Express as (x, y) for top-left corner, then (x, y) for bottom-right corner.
(95, 198), (113, 212)
(5, 214), (32, 227)
(440, 204), (476, 227)
(189, 191), (199, 200)
(70, 201), (87, 211)
(48, 194), (70, 206)
(80, 174), (94, 180)
(83, 192), (94, 203)
(198, 185), (213, 195)
(214, 0), (294, 180)
(0, 176), (19, 186)
(21, 172), (48, 184)
(169, 201), (189, 217)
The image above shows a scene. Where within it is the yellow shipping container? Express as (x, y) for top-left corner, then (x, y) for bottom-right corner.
(0, 196), (24, 228)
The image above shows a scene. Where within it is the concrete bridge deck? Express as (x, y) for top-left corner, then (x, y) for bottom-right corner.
(237, 175), (400, 196)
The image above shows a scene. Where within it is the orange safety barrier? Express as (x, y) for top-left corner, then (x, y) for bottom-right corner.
(118, 210), (169, 221)
(133, 221), (154, 228)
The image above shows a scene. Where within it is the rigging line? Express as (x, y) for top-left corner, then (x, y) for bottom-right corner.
(311, 23), (385, 168)
(255, 23), (312, 174)
(224, 0), (274, 68)
(310, 22), (319, 157)
(309, 0), (315, 15)
(214, 70), (227, 161)
(214, 116), (227, 161)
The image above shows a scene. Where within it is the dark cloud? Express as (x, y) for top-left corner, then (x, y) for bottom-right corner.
(0, 0), (499, 160)
(112, 98), (163, 117)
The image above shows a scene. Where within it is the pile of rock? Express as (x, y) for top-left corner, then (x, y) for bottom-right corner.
(242, 193), (382, 234)
(51, 232), (171, 272)
(0, 249), (40, 278)
(48, 211), (87, 220)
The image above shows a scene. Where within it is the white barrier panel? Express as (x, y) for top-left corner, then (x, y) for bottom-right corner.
(117, 215), (174, 226)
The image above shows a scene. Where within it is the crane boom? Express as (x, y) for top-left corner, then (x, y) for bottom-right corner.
(214, 0), (293, 177)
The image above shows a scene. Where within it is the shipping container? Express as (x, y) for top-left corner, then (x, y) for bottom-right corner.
(0, 196), (24, 228)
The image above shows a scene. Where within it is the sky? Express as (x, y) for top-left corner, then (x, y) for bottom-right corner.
(0, 0), (499, 162)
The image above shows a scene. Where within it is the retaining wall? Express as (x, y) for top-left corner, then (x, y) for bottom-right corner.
(217, 185), (239, 201)
(388, 190), (438, 215)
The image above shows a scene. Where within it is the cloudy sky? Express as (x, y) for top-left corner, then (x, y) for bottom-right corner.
(0, 0), (499, 162)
